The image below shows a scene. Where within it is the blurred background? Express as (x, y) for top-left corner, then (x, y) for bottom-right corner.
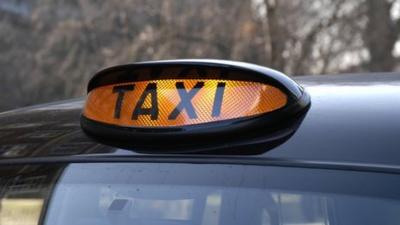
(1, 0), (400, 111)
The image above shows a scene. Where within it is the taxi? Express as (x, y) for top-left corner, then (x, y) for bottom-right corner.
(0, 59), (399, 225)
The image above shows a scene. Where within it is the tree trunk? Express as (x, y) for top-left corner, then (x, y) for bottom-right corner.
(265, 0), (286, 71)
(364, 0), (398, 72)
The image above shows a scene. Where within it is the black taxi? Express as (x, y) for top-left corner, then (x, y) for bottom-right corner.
(0, 60), (399, 225)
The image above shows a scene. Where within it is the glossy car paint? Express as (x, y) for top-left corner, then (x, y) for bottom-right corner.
(0, 73), (399, 172)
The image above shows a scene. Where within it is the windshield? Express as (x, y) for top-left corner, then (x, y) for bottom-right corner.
(1, 0), (400, 111)
(1, 163), (400, 225)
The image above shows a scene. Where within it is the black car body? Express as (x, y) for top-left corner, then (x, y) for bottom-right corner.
(0, 72), (399, 225)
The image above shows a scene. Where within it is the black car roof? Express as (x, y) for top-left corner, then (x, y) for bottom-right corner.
(0, 73), (399, 171)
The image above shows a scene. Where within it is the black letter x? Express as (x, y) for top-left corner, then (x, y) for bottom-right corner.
(168, 82), (204, 120)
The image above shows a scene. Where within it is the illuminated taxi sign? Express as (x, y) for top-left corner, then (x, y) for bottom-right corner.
(83, 79), (287, 127)
(80, 59), (310, 149)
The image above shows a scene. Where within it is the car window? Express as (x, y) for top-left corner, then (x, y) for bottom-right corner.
(1, 163), (399, 225)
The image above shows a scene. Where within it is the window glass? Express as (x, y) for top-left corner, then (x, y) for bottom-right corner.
(40, 163), (400, 225)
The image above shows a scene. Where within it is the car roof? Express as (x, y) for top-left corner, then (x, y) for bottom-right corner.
(0, 72), (399, 170)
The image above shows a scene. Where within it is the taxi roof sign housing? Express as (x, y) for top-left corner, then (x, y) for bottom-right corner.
(81, 59), (310, 152)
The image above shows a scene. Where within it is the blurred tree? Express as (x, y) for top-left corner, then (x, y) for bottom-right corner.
(0, 0), (400, 111)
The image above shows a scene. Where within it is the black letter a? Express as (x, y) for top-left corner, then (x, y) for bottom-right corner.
(132, 83), (158, 120)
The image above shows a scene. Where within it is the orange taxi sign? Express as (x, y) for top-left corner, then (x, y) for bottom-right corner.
(83, 79), (288, 127)
(80, 60), (310, 149)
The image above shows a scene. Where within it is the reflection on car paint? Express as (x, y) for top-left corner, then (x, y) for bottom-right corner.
(0, 144), (40, 158)
(0, 107), (120, 158)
